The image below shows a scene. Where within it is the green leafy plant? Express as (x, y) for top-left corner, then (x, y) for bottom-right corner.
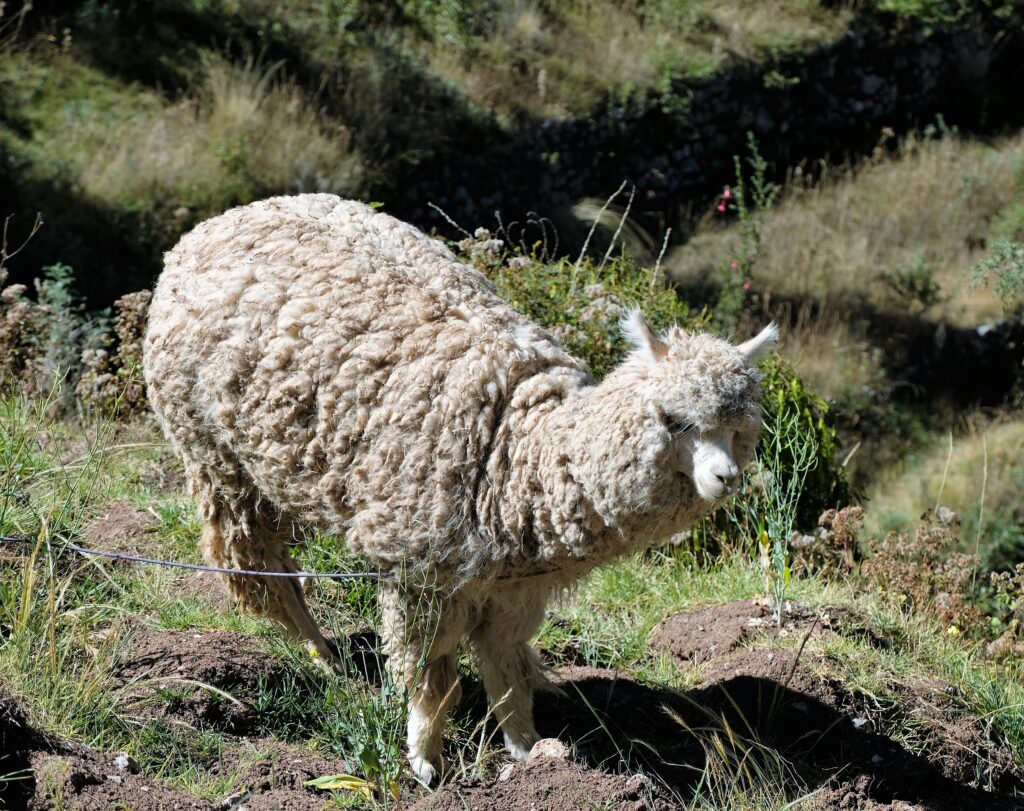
(882, 254), (943, 311)
(483, 251), (706, 379)
(973, 237), (1024, 314)
(746, 384), (820, 625)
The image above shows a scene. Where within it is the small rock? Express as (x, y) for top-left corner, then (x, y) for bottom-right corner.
(113, 753), (139, 773)
(106, 775), (124, 784)
(528, 738), (570, 761)
(852, 716), (869, 729)
(497, 763), (516, 782)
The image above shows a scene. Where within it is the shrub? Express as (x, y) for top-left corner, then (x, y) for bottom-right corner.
(77, 290), (151, 418)
(973, 237), (1024, 314)
(460, 229), (706, 377)
(861, 508), (984, 632)
(882, 254), (943, 312)
(0, 263), (105, 406)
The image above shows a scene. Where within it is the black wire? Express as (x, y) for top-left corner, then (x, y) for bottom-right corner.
(0, 535), (386, 580)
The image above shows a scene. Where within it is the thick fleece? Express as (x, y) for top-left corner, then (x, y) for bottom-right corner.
(143, 194), (773, 783)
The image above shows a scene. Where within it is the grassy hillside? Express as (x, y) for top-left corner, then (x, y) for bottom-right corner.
(3, 1), (1024, 808)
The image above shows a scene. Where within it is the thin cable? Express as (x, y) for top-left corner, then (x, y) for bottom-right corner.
(0, 536), (386, 580)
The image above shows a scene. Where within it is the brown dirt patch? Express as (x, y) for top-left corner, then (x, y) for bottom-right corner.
(83, 499), (159, 554)
(648, 599), (858, 665)
(208, 740), (346, 811)
(410, 757), (673, 811)
(649, 598), (769, 663)
(527, 652), (1021, 810)
(114, 626), (286, 734)
(27, 748), (213, 811)
(175, 570), (232, 608)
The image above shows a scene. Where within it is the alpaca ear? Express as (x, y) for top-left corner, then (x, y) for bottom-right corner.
(737, 323), (780, 364)
(621, 308), (668, 365)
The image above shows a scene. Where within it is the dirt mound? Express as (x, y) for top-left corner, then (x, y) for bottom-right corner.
(83, 500), (159, 554)
(0, 678), (348, 810)
(648, 599), (1024, 801)
(649, 599), (769, 662)
(114, 626), (286, 733)
(0, 683), (212, 810)
(880, 679), (1021, 795)
(27, 748), (213, 811)
(529, 651), (1021, 810)
(209, 741), (346, 811)
(648, 599), (856, 664)
(410, 756), (673, 811)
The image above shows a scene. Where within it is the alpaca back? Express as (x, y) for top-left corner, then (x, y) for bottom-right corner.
(144, 195), (590, 571)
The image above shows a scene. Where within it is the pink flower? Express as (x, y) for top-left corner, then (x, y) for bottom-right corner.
(730, 261), (738, 269)
(716, 203), (726, 212)
(722, 186), (732, 201)
(742, 281), (751, 290)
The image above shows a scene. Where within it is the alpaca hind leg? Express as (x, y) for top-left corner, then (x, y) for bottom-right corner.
(470, 595), (548, 759)
(198, 489), (334, 663)
(380, 585), (466, 785)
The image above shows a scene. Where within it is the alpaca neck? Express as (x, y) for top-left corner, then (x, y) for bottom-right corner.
(485, 366), (697, 576)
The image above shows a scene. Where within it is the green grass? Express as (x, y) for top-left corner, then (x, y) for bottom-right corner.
(0, 408), (1021, 807)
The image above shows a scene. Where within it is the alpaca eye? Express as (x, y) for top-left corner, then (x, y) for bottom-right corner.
(666, 416), (693, 435)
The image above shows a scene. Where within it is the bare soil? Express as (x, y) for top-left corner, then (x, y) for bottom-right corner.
(6, 602), (1023, 810)
(411, 756), (674, 811)
(82, 499), (159, 554)
(114, 625), (286, 734)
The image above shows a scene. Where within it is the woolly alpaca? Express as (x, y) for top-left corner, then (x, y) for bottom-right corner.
(143, 194), (777, 784)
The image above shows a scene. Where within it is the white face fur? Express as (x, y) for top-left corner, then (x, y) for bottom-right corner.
(675, 427), (741, 501)
(621, 311), (780, 504)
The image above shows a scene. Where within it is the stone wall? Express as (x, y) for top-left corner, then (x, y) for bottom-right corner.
(393, 11), (1024, 237)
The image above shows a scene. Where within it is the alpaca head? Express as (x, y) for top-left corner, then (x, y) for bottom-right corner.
(617, 310), (778, 503)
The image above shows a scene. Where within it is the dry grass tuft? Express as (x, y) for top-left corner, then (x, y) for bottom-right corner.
(670, 131), (1024, 327)
(411, 0), (852, 119)
(866, 418), (1024, 539)
(80, 56), (358, 215)
(3, 50), (359, 235)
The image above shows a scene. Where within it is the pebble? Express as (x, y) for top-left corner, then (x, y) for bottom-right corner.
(113, 753), (139, 773)
(497, 763), (516, 781)
(528, 738), (570, 761)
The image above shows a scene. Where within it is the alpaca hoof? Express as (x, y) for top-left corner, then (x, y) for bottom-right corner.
(409, 755), (438, 786)
(305, 641), (341, 673)
(504, 732), (541, 761)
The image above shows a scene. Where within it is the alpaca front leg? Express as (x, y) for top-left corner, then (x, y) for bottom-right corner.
(471, 594), (549, 760)
(473, 640), (543, 758)
(406, 654), (461, 784)
(380, 584), (465, 785)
